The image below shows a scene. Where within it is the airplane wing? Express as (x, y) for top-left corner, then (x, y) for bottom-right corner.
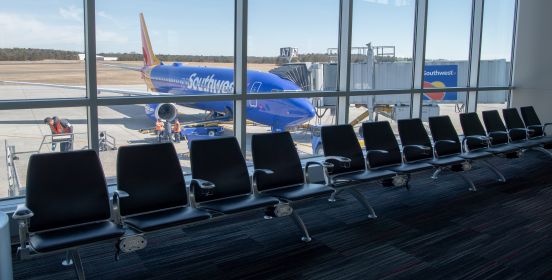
(0, 80), (172, 97)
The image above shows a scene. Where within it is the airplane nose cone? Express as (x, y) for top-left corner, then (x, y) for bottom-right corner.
(290, 98), (315, 123)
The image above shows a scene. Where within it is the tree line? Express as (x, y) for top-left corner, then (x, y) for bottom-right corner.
(0, 48), (351, 64)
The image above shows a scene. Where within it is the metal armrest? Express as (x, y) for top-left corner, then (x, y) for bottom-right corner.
(13, 204), (34, 220)
(433, 140), (459, 157)
(508, 127), (533, 138)
(488, 131), (510, 142)
(461, 135), (491, 152)
(12, 204), (34, 259)
(111, 190), (129, 225)
(190, 178), (216, 207)
(305, 161), (334, 185)
(402, 145), (431, 162)
(251, 169), (274, 193)
(322, 156), (352, 168)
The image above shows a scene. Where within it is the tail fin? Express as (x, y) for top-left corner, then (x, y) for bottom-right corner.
(140, 13), (160, 66)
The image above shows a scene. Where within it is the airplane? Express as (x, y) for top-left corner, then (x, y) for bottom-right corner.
(138, 13), (316, 132)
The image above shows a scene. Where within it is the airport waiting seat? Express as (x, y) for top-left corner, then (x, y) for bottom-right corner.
(251, 131), (335, 241)
(190, 137), (282, 215)
(116, 143), (211, 233)
(361, 121), (433, 189)
(397, 118), (477, 191)
(502, 108), (552, 158)
(428, 115), (506, 184)
(321, 124), (397, 218)
(520, 106), (552, 148)
(482, 110), (537, 150)
(12, 150), (125, 280)
(459, 112), (522, 156)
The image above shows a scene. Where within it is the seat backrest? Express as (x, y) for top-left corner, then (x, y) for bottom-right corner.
(502, 108), (527, 141)
(482, 110), (509, 145)
(26, 150), (110, 232)
(428, 116), (462, 156)
(520, 106), (544, 136)
(397, 118), (433, 162)
(321, 124), (365, 174)
(459, 112), (489, 150)
(117, 143), (187, 216)
(190, 137), (251, 202)
(361, 121), (402, 168)
(251, 132), (304, 191)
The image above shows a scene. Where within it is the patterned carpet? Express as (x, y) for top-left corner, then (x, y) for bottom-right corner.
(11, 151), (552, 280)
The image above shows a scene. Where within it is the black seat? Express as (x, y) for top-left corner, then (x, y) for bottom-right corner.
(251, 132), (334, 201)
(482, 110), (534, 149)
(116, 143), (211, 232)
(502, 108), (541, 148)
(459, 112), (521, 155)
(321, 124), (396, 183)
(321, 124), (396, 218)
(520, 106), (552, 148)
(398, 118), (477, 191)
(190, 137), (280, 214)
(429, 115), (506, 183)
(13, 150), (125, 279)
(362, 121), (433, 187)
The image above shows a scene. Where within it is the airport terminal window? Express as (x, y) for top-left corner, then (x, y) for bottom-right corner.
(245, 97), (334, 159)
(350, 0), (415, 90)
(424, 0), (471, 88)
(348, 94), (411, 145)
(98, 103), (234, 177)
(247, 0), (339, 93)
(0, 107), (88, 200)
(95, 0), (235, 97)
(421, 91), (468, 134)
(0, 1), (86, 100)
(478, 0), (516, 87)
(476, 90), (510, 117)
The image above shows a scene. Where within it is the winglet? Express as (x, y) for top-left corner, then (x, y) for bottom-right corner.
(140, 13), (160, 66)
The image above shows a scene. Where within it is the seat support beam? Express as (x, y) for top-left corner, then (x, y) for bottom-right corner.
(290, 211), (312, 242)
(480, 159), (506, 182)
(347, 188), (377, 219)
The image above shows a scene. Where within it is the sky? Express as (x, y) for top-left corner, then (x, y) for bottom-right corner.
(0, 0), (515, 60)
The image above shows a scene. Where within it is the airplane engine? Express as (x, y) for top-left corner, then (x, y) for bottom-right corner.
(155, 103), (178, 121)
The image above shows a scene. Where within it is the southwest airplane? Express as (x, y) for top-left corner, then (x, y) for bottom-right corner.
(138, 13), (315, 132)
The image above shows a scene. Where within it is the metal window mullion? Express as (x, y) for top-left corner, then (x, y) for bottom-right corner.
(467, 0), (484, 113)
(507, 0), (519, 108)
(336, 0), (353, 125)
(234, 0), (247, 154)
(411, 0), (428, 119)
(84, 0), (99, 153)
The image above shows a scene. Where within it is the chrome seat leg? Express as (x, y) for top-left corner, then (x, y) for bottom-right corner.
(481, 159), (506, 182)
(431, 168), (442, 180)
(328, 189), (341, 202)
(68, 249), (85, 280)
(533, 147), (552, 159)
(290, 211), (312, 242)
(458, 172), (477, 191)
(347, 188), (377, 219)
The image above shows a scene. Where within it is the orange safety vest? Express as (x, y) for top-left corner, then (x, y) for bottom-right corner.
(172, 121), (181, 133)
(48, 123), (63, 134)
(155, 121), (164, 131)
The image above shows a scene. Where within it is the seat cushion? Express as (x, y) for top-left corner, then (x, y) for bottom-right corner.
(460, 150), (493, 160)
(429, 155), (466, 166)
(124, 207), (211, 232)
(262, 183), (334, 201)
(333, 169), (396, 185)
(529, 136), (552, 146)
(30, 221), (125, 253)
(198, 194), (280, 214)
(511, 140), (540, 148)
(388, 162), (434, 173)
(486, 144), (521, 154)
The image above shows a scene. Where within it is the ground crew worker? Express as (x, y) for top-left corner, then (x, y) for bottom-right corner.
(53, 116), (73, 151)
(155, 119), (165, 142)
(44, 117), (62, 151)
(172, 119), (182, 143)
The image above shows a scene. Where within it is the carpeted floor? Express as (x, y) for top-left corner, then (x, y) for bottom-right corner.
(11, 151), (552, 280)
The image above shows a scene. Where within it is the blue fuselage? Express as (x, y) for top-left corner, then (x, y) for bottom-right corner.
(143, 63), (315, 131)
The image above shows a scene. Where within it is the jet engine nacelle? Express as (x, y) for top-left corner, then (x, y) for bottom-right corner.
(145, 103), (178, 121)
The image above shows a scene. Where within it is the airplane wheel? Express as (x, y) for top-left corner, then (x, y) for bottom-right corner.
(208, 131), (215, 136)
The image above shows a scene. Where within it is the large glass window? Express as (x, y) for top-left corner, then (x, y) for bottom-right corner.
(247, 0), (340, 93)
(351, 0), (416, 90)
(425, 0), (472, 88)
(479, 0), (516, 87)
(0, 107), (88, 199)
(0, 1), (86, 100)
(98, 103), (234, 177)
(95, 0), (235, 97)
(476, 90), (510, 116)
(348, 93), (411, 137)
